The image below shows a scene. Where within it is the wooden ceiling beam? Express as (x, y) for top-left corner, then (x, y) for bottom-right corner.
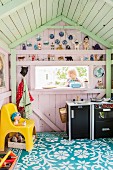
(103, 0), (113, 7)
(9, 16), (62, 48)
(61, 16), (112, 48)
(0, 0), (34, 19)
(0, 39), (10, 53)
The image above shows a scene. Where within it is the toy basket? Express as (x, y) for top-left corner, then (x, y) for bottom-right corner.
(59, 107), (67, 123)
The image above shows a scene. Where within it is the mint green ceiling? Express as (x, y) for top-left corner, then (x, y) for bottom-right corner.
(0, 0), (113, 49)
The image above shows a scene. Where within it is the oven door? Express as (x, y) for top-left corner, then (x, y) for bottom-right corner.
(95, 108), (113, 121)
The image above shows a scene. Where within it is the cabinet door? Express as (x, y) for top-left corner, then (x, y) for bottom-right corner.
(71, 106), (90, 139)
(94, 121), (113, 138)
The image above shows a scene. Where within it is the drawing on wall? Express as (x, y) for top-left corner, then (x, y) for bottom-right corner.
(0, 53), (5, 87)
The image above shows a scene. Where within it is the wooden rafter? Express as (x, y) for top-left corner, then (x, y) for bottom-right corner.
(103, 0), (113, 6)
(0, 0), (34, 19)
(9, 14), (113, 49)
(9, 15), (62, 48)
(61, 15), (112, 48)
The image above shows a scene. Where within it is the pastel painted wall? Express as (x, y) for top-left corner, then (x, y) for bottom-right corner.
(16, 21), (106, 132)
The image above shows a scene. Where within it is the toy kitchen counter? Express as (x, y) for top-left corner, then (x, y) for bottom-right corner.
(66, 101), (113, 141)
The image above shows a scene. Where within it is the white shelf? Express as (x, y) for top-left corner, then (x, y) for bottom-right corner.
(16, 60), (106, 66)
(30, 88), (106, 94)
(16, 50), (106, 55)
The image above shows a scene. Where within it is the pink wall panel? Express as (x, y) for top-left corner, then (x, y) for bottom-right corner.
(16, 21), (106, 132)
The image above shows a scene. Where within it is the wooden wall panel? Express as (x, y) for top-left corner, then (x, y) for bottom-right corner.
(16, 21), (106, 132)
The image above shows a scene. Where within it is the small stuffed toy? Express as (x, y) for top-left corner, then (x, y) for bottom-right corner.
(92, 44), (103, 50)
(65, 56), (73, 61)
(11, 112), (26, 126)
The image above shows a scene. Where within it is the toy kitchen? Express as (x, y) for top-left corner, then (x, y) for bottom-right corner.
(66, 98), (113, 141)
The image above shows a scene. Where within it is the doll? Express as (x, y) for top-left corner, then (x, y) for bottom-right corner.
(83, 36), (89, 50)
(11, 112), (26, 126)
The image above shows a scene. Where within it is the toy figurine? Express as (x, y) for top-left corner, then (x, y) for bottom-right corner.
(66, 45), (71, 50)
(51, 42), (55, 50)
(90, 54), (94, 61)
(22, 43), (26, 50)
(92, 44), (103, 50)
(83, 36), (89, 50)
(11, 112), (26, 126)
(65, 56), (73, 61)
(98, 55), (104, 61)
(10, 133), (25, 143)
(38, 43), (42, 50)
(34, 44), (38, 50)
(56, 44), (64, 50)
(58, 56), (64, 60)
(94, 54), (98, 61)
(18, 56), (25, 61)
(73, 40), (81, 50)
(95, 80), (104, 89)
(32, 55), (35, 61)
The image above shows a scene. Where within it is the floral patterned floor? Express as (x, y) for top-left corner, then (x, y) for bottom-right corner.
(12, 132), (113, 170)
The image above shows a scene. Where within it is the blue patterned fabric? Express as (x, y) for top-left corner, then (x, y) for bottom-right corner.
(12, 132), (113, 170)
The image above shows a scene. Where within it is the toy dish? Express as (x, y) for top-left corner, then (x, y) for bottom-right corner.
(62, 40), (68, 45)
(93, 67), (105, 78)
(27, 42), (32, 47)
(68, 35), (73, 40)
(55, 39), (60, 44)
(50, 34), (54, 39)
(59, 32), (64, 37)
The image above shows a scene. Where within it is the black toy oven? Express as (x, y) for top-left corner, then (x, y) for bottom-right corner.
(94, 104), (113, 138)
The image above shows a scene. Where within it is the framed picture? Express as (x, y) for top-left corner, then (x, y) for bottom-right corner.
(0, 53), (5, 88)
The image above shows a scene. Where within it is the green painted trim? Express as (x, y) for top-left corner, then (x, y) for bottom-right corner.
(10, 49), (16, 103)
(0, 39), (10, 53)
(61, 16), (112, 49)
(0, 0), (34, 19)
(43, 26), (80, 29)
(9, 16), (62, 48)
(106, 49), (112, 98)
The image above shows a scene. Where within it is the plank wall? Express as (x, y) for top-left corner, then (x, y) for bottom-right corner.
(16, 21), (106, 132)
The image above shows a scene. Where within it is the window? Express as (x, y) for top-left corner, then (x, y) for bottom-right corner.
(35, 66), (89, 89)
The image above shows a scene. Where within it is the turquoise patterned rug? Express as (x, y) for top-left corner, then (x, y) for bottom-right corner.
(12, 132), (113, 170)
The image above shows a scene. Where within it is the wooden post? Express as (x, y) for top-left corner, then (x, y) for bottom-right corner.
(106, 49), (112, 98)
(10, 49), (16, 103)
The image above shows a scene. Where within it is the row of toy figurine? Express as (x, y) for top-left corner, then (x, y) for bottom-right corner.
(18, 54), (104, 62)
(21, 35), (103, 50)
